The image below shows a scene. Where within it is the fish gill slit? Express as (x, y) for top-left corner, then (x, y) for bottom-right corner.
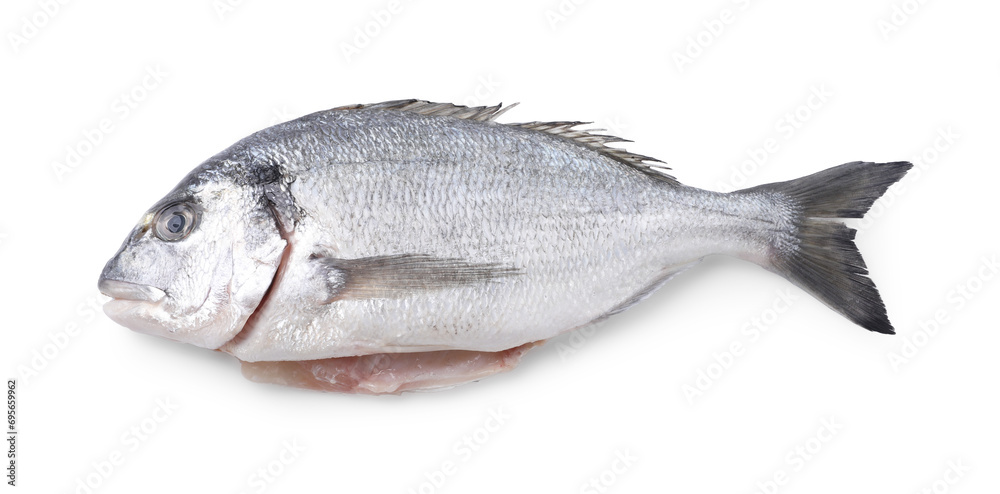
(221, 214), (294, 349)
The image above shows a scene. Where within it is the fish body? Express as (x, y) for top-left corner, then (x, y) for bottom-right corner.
(99, 100), (910, 393)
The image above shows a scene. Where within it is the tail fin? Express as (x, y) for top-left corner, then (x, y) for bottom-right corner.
(742, 161), (912, 334)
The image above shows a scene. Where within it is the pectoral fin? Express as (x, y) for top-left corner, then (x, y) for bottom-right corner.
(312, 254), (519, 302)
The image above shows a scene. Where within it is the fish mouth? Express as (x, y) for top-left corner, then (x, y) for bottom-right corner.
(98, 278), (166, 303)
(98, 277), (170, 336)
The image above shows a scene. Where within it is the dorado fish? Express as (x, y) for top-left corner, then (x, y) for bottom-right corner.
(98, 100), (910, 394)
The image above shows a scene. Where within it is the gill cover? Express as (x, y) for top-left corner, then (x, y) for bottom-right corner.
(99, 164), (288, 349)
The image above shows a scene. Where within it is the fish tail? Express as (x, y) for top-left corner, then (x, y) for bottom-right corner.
(740, 161), (912, 334)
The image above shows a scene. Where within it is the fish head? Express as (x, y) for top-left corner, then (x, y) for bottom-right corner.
(98, 166), (287, 349)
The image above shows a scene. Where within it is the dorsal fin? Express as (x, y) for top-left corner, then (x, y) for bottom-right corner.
(333, 99), (678, 185)
(332, 99), (518, 122)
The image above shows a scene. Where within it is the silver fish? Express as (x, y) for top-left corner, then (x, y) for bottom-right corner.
(98, 100), (910, 394)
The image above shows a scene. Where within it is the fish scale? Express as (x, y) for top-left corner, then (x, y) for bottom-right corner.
(98, 100), (911, 393)
(225, 112), (769, 360)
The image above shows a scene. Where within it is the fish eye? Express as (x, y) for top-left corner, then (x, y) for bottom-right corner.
(153, 203), (198, 241)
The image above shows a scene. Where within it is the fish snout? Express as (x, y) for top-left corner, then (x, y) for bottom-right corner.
(98, 277), (166, 303)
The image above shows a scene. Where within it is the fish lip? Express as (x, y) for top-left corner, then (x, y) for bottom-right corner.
(98, 278), (166, 303)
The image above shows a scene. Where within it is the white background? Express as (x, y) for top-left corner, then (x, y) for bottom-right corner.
(2, 0), (998, 493)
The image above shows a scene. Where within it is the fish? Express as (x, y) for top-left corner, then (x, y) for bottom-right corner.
(98, 100), (911, 394)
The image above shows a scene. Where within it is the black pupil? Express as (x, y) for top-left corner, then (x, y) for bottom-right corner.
(166, 213), (186, 234)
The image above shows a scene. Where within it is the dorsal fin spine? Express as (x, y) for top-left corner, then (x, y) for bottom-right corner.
(334, 99), (677, 185)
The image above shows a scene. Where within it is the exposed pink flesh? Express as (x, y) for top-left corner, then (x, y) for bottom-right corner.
(239, 341), (543, 394)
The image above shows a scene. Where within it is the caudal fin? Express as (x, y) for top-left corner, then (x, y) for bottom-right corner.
(741, 161), (912, 334)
